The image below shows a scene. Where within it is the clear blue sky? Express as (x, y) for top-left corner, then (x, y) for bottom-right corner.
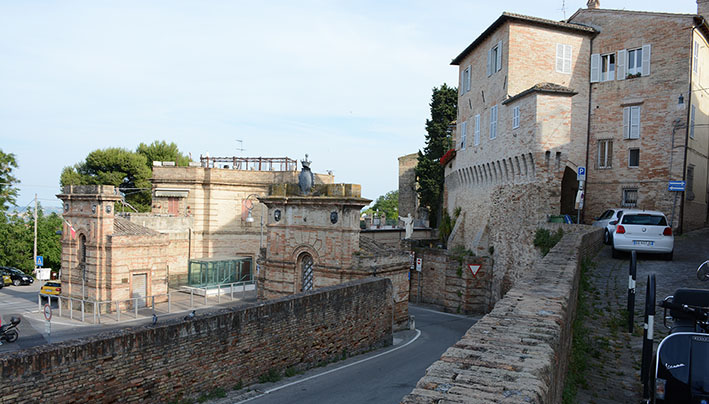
(0, 0), (698, 209)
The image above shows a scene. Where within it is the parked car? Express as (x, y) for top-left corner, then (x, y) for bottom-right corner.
(40, 281), (61, 296)
(0, 266), (34, 286)
(611, 209), (674, 260)
(591, 208), (624, 245)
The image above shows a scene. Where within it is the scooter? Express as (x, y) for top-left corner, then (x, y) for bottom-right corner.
(0, 316), (21, 343)
(650, 260), (709, 402)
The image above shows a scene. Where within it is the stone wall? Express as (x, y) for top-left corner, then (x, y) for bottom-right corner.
(0, 278), (393, 404)
(408, 248), (494, 315)
(398, 153), (419, 219)
(402, 226), (603, 404)
(360, 228), (433, 248)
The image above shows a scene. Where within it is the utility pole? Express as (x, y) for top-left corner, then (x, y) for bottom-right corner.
(33, 193), (38, 272)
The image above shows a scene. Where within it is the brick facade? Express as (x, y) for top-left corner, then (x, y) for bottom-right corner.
(0, 279), (393, 403)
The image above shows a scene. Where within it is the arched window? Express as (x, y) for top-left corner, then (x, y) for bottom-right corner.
(299, 253), (314, 292)
(79, 234), (87, 263)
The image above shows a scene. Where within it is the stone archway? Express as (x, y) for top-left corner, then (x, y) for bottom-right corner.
(560, 166), (578, 216)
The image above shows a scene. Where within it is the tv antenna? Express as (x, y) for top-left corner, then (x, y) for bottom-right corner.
(560, 0), (566, 19)
(235, 139), (245, 154)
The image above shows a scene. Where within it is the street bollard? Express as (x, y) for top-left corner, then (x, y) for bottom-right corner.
(168, 293), (171, 313)
(58, 296), (62, 317)
(97, 302), (101, 324)
(70, 299), (73, 320)
(190, 289), (194, 308)
(217, 284), (221, 304)
(204, 288), (208, 306)
(117, 301), (121, 322)
(628, 250), (637, 333)
(641, 273), (656, 401)
(134, 298), (138, 318)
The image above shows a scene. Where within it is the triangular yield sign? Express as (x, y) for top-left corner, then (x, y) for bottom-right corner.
(468, 264), (481, 278)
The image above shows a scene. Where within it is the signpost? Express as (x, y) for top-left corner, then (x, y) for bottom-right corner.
(415, 257), (423, 303)
(668, 181), (686, 227)
(576, 167), (586, 224)
(36, 255), (43, 267)
(43, 303), (52, 343)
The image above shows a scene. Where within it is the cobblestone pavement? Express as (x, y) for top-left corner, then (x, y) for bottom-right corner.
(577, 226), (709, 404)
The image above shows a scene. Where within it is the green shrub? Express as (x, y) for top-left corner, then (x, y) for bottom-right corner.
(258, 368), (282, 384)
(534, 228), (564, 256)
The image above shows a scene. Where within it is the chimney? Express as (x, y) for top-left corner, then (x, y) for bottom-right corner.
(587, 0), (600, 9)
(699, 0), (709, 17)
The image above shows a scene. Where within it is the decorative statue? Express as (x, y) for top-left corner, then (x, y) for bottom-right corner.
(399, 213), (414, 239)
(298, 154), (314, 195)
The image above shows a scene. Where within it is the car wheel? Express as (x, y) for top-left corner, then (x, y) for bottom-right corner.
(612, 246), (621, 259)
(604, 230), (611, 245)
(12, 279), (20, 286)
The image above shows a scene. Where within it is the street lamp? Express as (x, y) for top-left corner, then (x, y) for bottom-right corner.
(244, 194), (265, 250)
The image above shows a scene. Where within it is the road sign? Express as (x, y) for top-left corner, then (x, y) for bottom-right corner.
(415, 258), (422, 272)
(43, 304), (52, 321)
(36, 255), (43, 267)
(409, 251), (415, 270)
(468, 264), (481, 278)
(577, 166), (586, 181)
(668, 181), (685, 192)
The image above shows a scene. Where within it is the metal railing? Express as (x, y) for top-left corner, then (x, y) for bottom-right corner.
(37, 280), (256, 324)
(199, 156), (297, 171)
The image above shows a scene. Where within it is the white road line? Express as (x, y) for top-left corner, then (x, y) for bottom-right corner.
(411, 306), (479, 319)
(236, 329), (423, 404)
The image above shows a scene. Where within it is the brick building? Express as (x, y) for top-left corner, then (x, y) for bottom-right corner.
(446, 1), (709, 279)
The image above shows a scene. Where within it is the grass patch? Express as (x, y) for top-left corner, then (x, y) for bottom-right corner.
(534, 227), (564, 256)
(562, 257), (595, 404)
(258, 368), (282, 384)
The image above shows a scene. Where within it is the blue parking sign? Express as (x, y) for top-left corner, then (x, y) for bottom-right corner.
(577, 166), (586, 181)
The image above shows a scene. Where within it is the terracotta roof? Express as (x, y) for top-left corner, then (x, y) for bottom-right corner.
(502, 82), (577, 105)
(451, 12), (596, 65)
(113, 217), (161, 237)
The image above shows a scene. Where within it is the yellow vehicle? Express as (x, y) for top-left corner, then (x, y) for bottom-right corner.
(1, 274), (10, 286)
(40, 281), (61, 296)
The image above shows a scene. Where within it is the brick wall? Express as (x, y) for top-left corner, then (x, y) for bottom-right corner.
(398, 153), (419, 219)
(402, 226), (602, 403)
(409, 248), (494, 315)
(0, 278), (393, 403)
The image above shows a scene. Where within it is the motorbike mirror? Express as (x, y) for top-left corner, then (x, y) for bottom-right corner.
(698, 260), (709, 282)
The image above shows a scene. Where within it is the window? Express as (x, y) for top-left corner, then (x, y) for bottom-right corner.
(598, 139), (613, 168)
(628, 148), (639, 167)
(622, 189), (638, 207)
(79, 234), (87, 263)
(487, 40), (503, 76)
(460, 120), (467, 150)
(490, 105), (498, 139)
(474, 114), (480, 146)
(623, 106), (641, 139)
(627, 48), (642, 75)
(691, 105), (696, 139)
(694, 41), (699, 73)
(462, 66), (471, 93)
(299, 253), (314, 292)
(512, 106), (520, 128)
(556, 44), (572, 74)
(687, 165), (695, 200)
(601, 53), (615, 81)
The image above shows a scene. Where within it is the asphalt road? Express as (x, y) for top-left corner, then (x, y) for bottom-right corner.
(217, 305), (477, 404)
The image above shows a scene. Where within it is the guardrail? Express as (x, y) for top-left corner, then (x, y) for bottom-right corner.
(37, 280), (256, 324)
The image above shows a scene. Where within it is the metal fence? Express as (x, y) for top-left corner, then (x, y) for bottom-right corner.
(37, 280), (256, 324)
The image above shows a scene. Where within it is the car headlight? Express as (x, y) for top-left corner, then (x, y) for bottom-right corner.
(22, 277), (28, 280)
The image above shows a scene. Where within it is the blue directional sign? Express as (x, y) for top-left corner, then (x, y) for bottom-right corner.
(668, 181), (686, 192)
(36, 255), (43, 267)
(577, 166), (586, 181)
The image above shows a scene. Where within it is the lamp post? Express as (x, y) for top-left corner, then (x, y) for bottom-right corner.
(244, 194), (265, 250)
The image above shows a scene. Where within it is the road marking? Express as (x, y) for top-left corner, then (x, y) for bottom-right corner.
(412, 306), (479, 319)
(236, 329), (423, 403)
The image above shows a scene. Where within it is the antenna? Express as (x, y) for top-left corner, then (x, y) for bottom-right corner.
(560, 0), (566, 19)
(235, 139), (245, 154)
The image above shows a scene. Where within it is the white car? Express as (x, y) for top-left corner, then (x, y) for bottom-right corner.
(592, 208), (624, 245)
(611, 209), (674, 260)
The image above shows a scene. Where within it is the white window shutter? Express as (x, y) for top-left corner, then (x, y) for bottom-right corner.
(642, 44), (651, 76)
(487, 48), (492, 76)
(623, 107), (630, 139)
(460, 121), (467, 149)
(496, 40), (503, 72)
(474, 114), (480, 145)
(466, 66), (471, 92)
(564, 45), (572, 73)
(617, 50), (626, 80)
(630, 106), (640, 139)
(460, 69), (465, 92)
(590, 54), (600, 82)
(556, 44), (563, 72)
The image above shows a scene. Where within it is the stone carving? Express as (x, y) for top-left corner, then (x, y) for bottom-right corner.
(330, 211), (338, 224)
(274, 209), (281, 222)
(298, 154), (314, 195)
(399, 213), (414, 239)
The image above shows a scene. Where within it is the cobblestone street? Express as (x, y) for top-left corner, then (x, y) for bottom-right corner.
(577, 227), (709, 403)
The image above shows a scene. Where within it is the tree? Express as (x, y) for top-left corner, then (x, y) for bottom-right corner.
(60, 148), (152, 212)
(0, 149), (19, 211)
(136, 140), (191, 169)
(363, 190), (399, 220)
(0, 205), (62, 273)
(415, 84), (457, 227)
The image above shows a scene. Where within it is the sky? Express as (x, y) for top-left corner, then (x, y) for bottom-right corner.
(0, 0), (699, 210)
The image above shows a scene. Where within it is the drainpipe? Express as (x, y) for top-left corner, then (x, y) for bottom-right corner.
(680, 18), (703, 234)
(582, 34), (596, 224)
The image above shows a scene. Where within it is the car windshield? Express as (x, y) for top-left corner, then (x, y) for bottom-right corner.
(44, 283), (60, 287)
(622, 214), (667, 226)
